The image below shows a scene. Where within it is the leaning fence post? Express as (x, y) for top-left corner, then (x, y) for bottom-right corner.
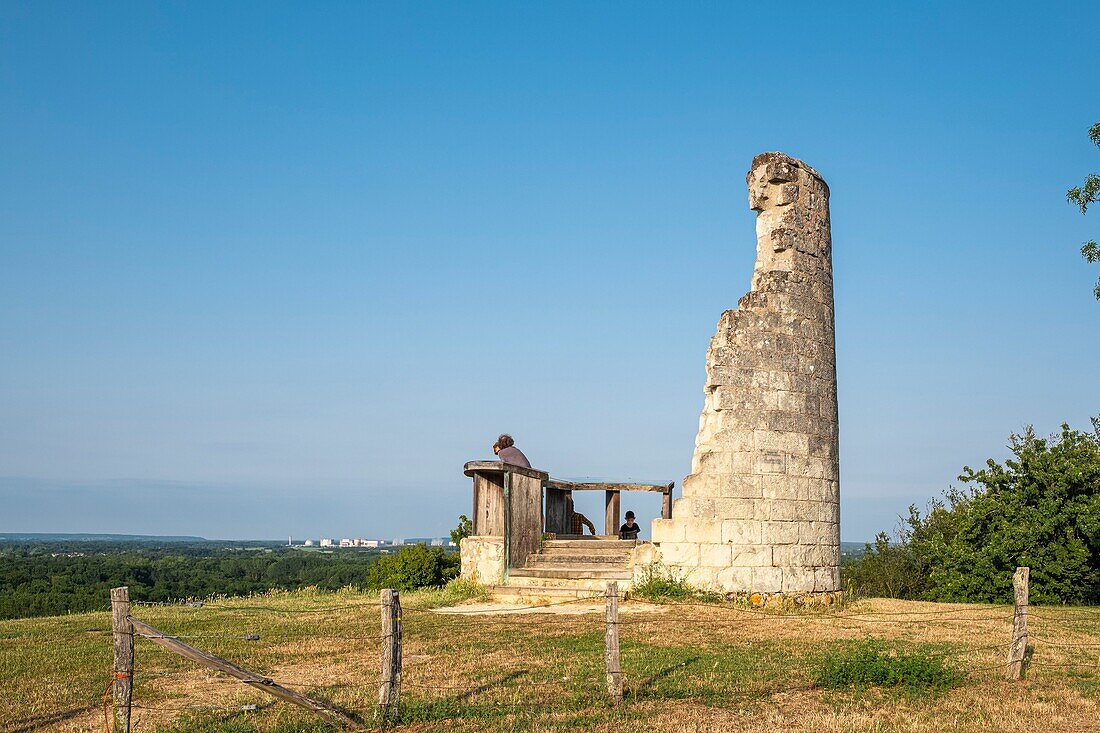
(110, 586), (134, 733)
(605, 582), (622, 701)
(378, 589), (402, 718)
(1005, 566), (1030, 681)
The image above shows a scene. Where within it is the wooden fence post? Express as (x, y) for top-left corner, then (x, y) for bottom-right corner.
(605, 582), (622, 701)
(1005, 566), (1030, 681)
(378, 589), (402, 718)
(110, 586), (134, 733)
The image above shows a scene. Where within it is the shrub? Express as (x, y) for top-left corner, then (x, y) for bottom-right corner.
(813, 640), (965, 691)
(844, 419), (1100, 605)
(366, 545), (459, 592)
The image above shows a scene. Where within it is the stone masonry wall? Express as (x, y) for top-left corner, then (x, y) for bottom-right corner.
(459, 536), (505, 586)
(650, 152), (840, 594)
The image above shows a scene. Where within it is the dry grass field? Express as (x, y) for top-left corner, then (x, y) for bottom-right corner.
(3, 586), (1099, 733)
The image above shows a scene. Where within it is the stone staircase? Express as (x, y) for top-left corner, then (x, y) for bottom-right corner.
(490, 538), (637, 603)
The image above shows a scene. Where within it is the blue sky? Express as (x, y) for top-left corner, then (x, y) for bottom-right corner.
(1, 2), (1097, 541)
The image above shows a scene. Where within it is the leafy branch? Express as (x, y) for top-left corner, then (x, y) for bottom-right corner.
(1067, 122), (1100, 299)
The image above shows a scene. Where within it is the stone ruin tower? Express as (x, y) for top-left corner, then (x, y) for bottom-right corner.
(650, 152), (840, 597)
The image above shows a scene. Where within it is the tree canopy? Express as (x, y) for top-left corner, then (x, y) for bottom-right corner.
(845, 419), (1100, 604)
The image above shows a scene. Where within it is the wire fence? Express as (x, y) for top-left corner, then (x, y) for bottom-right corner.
(9, 575), (1100, 733)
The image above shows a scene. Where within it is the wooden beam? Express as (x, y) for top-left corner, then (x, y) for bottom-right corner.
(128, 617), (359, 729)
(545, 478), (673, 493)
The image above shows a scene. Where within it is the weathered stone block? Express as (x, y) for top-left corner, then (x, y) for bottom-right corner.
(722, 519), (762, 545)
(660, 542), (700, 566)
(699, 543), (733, 567)
(651, 518), (685, 544)
(814, 566), (841, 592)
(767, 499), (816, 522)
(752, 567), (784, 593)
(731, 545), (772, 566)
(798, 520), (838, 546)
(460, 536), (504, 585)
(754, 429), (810, 455)
(762, 520), (800, 544)
(782, 567), (816, 592)
(684, 518), (723, 543)
(716, 565), (754, 590)
(755, 450), (787, 474)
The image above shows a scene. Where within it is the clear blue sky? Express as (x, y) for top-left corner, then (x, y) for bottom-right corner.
(1, 2), (1097, 541)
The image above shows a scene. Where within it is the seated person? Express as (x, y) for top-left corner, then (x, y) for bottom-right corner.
(566, 491), (597, 535)
(492, 433), (531, 468)
(618, 511), (641, 540)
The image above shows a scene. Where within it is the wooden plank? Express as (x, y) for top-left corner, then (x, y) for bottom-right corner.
(662, 483), (674, 519)
(473, 472), (505, 536)
(128, 616), (358, 729)
(544, 487), (570, 536)
(1005, 566), (1030, 681)
(545, 478), (673, 493)
(464, 461), (548, 481)
(110, 587), (134, 733)
(508, 471), (543, 568)
(605, 582), (622, 700)
(604, 490), (621, 536)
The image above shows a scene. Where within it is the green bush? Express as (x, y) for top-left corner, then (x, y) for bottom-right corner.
(844, 419), (1100, 605)
(366, 545), (460, 592)
(813, 640), (965, 691)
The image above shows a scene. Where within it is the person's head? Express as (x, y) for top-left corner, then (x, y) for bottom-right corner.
(625, 511), (635, 526)
(493, 434), (515, 455)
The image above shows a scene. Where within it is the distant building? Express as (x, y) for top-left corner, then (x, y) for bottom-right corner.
(303, 540), (314, 547)
(319, 538), (333, 547)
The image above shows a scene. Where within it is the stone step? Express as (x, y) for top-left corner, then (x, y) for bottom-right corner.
(543, 539), (637, 548)
(503, 575), (629, 592)
(488, 585), (615, 604)
(510, 567), (633, 581)
(526, 554), (630, 567)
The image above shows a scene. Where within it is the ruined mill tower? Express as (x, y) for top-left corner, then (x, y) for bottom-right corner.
(651, 152), (840, 596)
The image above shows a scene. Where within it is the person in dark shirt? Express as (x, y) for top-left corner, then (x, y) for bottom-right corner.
(618, 511), (640, 540)
(492, 433), (531, 468)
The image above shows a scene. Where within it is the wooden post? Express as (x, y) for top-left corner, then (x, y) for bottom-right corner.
(605, 490), (621, 536)
(1005, 566), (1030, 681)
(127, 616), (357, 728)
(662, 482), (674, 519)
(110, 587), (134, 733)
(379, 589), (401, 718)
(605, 582), (622, 701)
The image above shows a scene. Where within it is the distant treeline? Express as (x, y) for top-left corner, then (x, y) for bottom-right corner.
(0, 541), (391, 619)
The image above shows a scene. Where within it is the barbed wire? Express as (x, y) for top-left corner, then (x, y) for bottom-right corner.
(1029, 635), (1100, 648)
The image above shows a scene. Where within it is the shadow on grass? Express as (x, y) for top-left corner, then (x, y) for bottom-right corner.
(627, 656), (703, 700)
(9, 705), (96, 733)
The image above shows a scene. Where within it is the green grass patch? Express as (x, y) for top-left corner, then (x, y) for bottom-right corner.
(813, 640), (966, 691)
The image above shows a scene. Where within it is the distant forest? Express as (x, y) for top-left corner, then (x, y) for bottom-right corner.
(0, 540), (388, 620)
